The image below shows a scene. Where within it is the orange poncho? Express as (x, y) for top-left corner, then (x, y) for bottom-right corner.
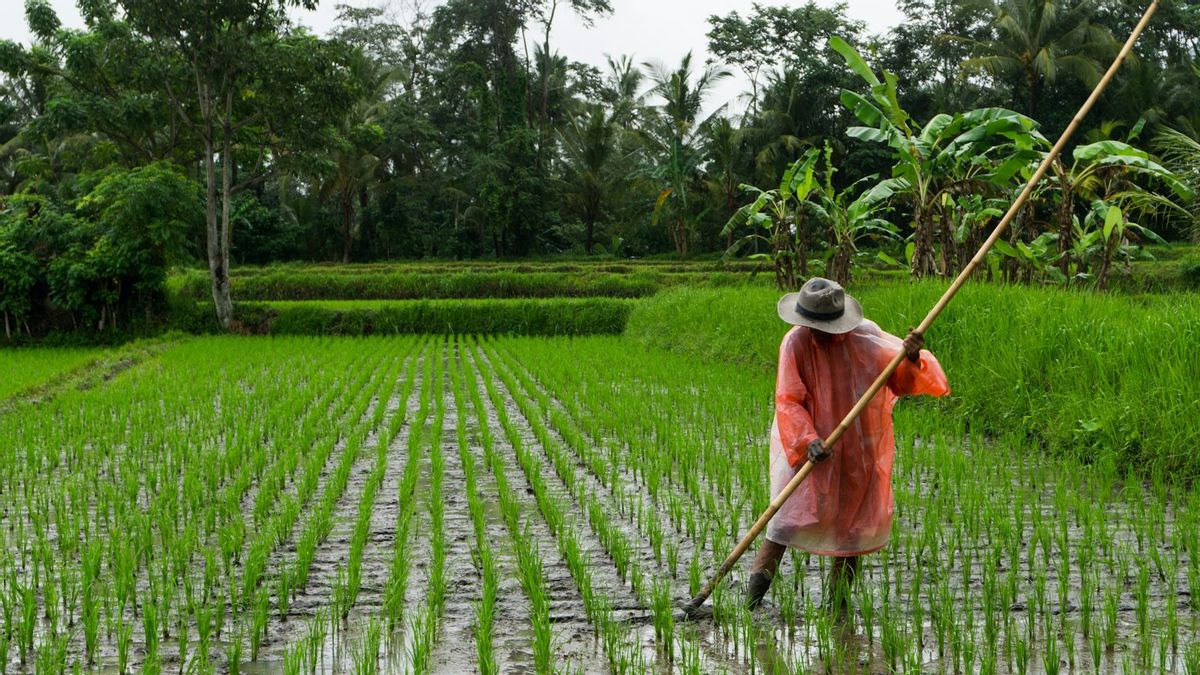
(766, 320), (950, 556)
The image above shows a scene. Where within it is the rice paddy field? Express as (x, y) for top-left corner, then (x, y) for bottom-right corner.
(0, 348), (106, 402)
(4, 325), (1200, 674)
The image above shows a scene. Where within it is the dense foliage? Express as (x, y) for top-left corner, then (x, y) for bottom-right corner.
(0, 162), (199, 336)
(1, 0), (1198, 331)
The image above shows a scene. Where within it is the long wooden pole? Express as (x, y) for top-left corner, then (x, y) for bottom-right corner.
(685, 0), (1161, 614)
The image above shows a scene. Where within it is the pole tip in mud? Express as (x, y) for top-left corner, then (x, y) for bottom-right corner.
(677, 597), (713, 621)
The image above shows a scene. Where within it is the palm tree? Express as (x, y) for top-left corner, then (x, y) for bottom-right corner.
(1154, 126), (1200, 241)
(742, 69), (817, 186)
(603, 54), (646, 127)
(701, 116), (749, 244)
(961, 0), (1116, 118)
(320, 53), (394, 263)
(641, 52), (729, 256)
(559, 104), (623, 253)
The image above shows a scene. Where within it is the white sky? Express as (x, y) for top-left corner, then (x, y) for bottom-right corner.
(0, 0), (905, 114)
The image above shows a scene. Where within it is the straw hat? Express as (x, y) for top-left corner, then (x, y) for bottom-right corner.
(777, 277), (864, 334)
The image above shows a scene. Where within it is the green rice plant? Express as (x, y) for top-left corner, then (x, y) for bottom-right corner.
(1014, 633), (1030, 675)
(1185, 642), (1200, 675)
(225, 627), (243, 675)
(276, 568), (291, 620)
(1136, 562), (1151, 645)
(1103, 584), (1119, 651)
(250, 589), (268, 660)
(352, 618), (382, 675)
(473, 549), (498, 675)
(177, 613), (190, 675)
(1080, 571), (1094, 639)
(1044, 633), (1060, 675)
(650, 578), (675, 663)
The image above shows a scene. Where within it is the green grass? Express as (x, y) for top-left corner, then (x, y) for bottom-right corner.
(0, 347), (107, 400)
(627, 282), (1200, 480)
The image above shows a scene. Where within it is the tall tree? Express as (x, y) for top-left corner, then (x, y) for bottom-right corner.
(115, 0), (357, 329)
(961, 0), (1117, 118)
(559, 103), (622, 253)
(707, 2), (864, 118)
(642, 52), (729, 256)
(528, 0), (612, 171)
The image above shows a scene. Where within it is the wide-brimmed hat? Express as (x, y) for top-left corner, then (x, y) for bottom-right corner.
(777, 277), (864, 334)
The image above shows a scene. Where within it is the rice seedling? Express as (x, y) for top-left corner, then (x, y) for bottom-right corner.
(2, 317), (1197, 674)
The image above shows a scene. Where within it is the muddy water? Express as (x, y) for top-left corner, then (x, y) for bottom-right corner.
(463, 345), (614, 673)
(477, 344), (750, 673)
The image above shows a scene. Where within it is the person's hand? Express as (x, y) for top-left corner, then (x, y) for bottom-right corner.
(902, 328), (924, 363)
(807, 439), (830, 464)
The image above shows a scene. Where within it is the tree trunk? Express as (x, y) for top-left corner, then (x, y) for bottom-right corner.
(796, 213), (809, 278)
(910, 202), (936, 279)
(1026, 68), (1040, 119)
(840, 247), (853, 286)
(673, 217), (687, 257)
(205, 135), (234, 330)
(358, 187), (370, 257)
(341, 194), (354, 264)
(585, 214), (595, 254)
(1097, 235), (1114, 291)
(1057, 169), (1074, 281)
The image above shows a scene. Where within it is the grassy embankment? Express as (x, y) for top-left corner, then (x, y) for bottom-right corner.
(172, 297), (637, 336)
(628, 282), (1200, 480)
(168, 262), (772, 336)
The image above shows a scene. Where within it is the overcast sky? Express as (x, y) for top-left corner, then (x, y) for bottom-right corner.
(0, 0), (905, 114)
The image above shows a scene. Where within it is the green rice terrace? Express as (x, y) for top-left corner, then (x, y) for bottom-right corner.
(4, 266), (1200, 674)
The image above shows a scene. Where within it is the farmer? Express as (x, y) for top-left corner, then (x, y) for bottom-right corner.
(746, 277), (949, 612)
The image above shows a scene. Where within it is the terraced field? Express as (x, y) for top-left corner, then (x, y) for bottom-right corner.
(3, 336), (1198, 673)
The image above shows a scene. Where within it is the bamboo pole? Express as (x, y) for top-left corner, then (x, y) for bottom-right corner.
(684, 0), (1161, 615)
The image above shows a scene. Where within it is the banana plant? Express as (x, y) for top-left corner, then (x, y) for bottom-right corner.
(806, 143), (899, 286)
(991, 234), (1065, 285)
(721, 147), (820, 290)
(830, 36), (1046, 278)
(1089, 201), (1167, 290)
(1043, 139), (1192, 280)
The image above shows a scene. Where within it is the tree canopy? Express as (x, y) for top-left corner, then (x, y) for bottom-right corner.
(0, 0), (1197, 331)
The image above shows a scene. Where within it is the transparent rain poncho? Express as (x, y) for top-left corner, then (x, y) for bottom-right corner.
(766, 320), (950, 556)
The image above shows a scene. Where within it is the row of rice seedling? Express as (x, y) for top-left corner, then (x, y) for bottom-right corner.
(0, 337), (419, 672)
(342, 352), (420, 618)
(404, 340), (451, 673)
(469, 338), (725, 671)
(446, 344), (500, 674)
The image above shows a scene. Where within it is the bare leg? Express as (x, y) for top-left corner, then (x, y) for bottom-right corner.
(747, 539), (787, 609)
(826, 555), (860, 616)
